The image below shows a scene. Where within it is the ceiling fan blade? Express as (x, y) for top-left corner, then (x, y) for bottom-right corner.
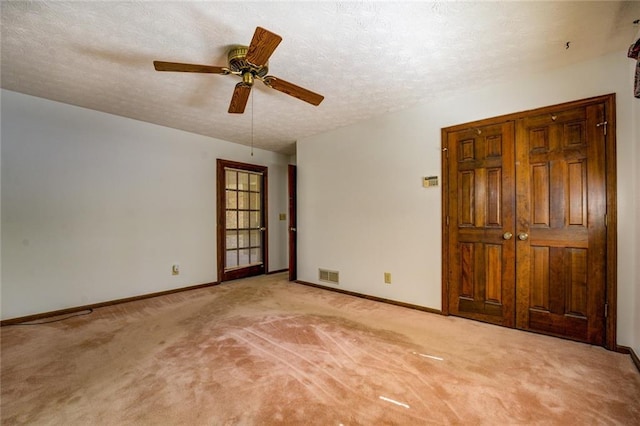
(153, 61), (227, 74)
(263, 77), (324, 106)
(228, 83), (252, 114)
(245, 27), (282, 67)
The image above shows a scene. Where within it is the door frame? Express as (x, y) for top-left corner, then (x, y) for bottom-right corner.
(216, 159), (269, 283)
(441, 94), (617, 350)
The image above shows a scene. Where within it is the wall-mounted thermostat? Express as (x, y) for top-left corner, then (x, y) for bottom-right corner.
(423, 176), (438, 187)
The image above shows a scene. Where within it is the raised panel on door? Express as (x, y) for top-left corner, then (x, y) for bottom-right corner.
(447, 122), (516, 327)
(515, 104), (606, 344)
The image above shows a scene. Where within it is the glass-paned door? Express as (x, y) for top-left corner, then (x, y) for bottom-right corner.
(225, 168), (263, 268)
(217, 160), (268, 282)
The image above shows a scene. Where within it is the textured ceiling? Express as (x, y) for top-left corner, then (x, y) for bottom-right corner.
(2, 1), (639, 155)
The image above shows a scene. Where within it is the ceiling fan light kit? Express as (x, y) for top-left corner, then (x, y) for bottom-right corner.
(153, 26), (324, 114)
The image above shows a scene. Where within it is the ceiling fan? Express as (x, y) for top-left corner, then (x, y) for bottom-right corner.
(153, 27), (324, 114)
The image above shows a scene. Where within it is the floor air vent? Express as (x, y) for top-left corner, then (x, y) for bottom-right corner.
(319, 268), (339, 284)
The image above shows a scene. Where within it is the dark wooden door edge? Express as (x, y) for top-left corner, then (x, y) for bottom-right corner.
(441, 127), (450, 316)
(603, 96), (617, 351)
(288, 164), (297, 281)
(440, 94), (617, 351)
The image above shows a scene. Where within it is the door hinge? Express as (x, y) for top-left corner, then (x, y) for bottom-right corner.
(442, 147), (449, 158)
(446, 216), (450, 226)
(604, 303), (608, 318)
(604, 214), (608, 228)
(596, 121), (608, 136)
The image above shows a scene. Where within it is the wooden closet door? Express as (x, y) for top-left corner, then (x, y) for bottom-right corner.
(444, 95), (613, 347)
(446, 122), (516, 327)
(515, 103), (607, 345)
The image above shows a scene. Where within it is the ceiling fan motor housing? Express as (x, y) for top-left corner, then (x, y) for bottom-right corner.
(228, 45), (269, 77)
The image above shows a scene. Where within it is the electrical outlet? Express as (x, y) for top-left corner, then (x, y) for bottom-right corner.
(384, 272), (392, 284)
(172, 264), (180, 275)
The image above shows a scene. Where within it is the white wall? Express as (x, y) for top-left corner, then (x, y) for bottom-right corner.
(1, 90), (290, 320)
(297, 49), (639, 348)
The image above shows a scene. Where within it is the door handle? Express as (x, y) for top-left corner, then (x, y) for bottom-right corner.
(260, 227), (266, 231)
(503, 232), (513, 240)
(290, 227), (297, 232)
(518, 232), (529, 241)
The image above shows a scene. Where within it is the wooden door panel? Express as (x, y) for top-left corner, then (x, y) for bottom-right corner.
(458, 171), (475, 225)
(530, 163), (550, 225)
(447, 122), (516, 327)
(529, 246), (588, 315)
(515, 103), (606, 344)
(568, 160), (587, 225)
(565, 248), (588, 316)
(486, 168), (502, 226)
(485, 243), (504, 304)
(529, 245), (550, 310)
(457, 242), (504, 302)
(458, 240), (506, 316)
(459, 242), (474, 297)
(528, 310), (588, 338)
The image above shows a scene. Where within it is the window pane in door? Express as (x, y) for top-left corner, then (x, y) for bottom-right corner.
(250, 192), (260, 209)
(238, 191), (249, 209)
(226, 231), (238, 249)
(226, 250), (238, 268)
(238, 230), (250, 248)
(249, 174), (259, 191)
(238, 211), (250, 229)
(226, 211), (237, 229)
(226, 190), (237, 209)
(239, 249), (251, 265)
(250, 248), (262, 263)
(250, 230), (261, 247)
(250, 211), (260, 228)
(238, 173), (249, 190)
(226, 171), (237, 189)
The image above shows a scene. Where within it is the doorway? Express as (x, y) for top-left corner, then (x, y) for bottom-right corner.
(288, 164), (297, 281)
(442, 94), (617, 349)
(217, 159), (268, 282)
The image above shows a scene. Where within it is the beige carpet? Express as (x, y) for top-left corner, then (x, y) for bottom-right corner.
(2, 273), (639, 425)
